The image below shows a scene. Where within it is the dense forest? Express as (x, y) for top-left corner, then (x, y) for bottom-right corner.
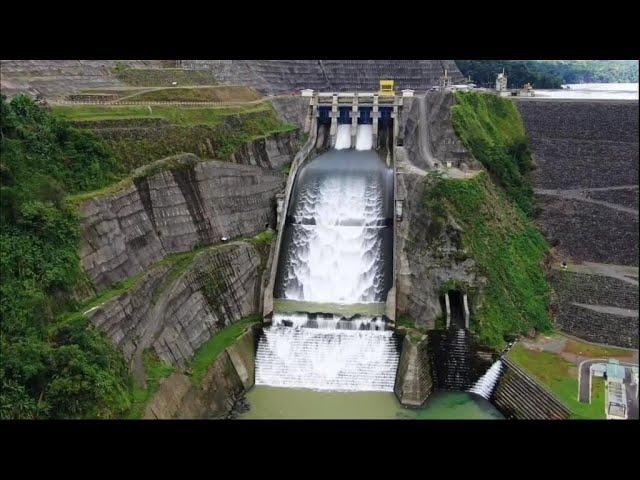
(456, 60), (639, 89)
(0, 95), (131, 419)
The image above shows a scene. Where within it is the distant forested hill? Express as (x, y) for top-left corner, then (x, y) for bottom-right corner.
(456, 60), (639, 89)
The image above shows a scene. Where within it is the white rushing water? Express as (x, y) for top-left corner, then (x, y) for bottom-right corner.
(282, 172), (385, 303)
(256, 125), (400, 392)
(256, 319), (399, 392)
(335, 124), (352, 149)
(355, 124), (373, 150)
(468, 360), (503, 399)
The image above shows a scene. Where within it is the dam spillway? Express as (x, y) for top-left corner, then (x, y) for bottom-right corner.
(255, 124), (399, 392)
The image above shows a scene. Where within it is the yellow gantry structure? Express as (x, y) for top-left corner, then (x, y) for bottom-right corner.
(379, 79), (395, 96)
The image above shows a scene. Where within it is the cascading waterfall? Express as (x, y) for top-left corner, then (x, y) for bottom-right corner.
(468, 360), (503, 399)
(256, 124), (399, 392)
(256, 314), (399, 392)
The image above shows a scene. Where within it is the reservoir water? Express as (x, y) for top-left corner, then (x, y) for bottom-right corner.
(534, 82), (638, 100)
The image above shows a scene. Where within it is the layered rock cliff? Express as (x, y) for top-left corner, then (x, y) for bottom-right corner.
(79, 155), (285, 290)
(86, 241), (262, 367)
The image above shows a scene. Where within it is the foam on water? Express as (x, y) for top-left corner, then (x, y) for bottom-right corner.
(256, 319), (399, 392)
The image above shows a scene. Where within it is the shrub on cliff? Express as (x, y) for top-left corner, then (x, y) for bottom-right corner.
(451, 91), (534, 215)
(0, 95), (130, 419)
(424, 172), (552, 347)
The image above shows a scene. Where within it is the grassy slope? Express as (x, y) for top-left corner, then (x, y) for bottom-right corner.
(451, 91), (534, 214)
(128, 350), (174, 419)
(52, 103), (271, 124)
(508, 344), (605, 419)
(52, 103), (298, 172)
(189, 315), (261, 385)
(125, 86), (262, 102)
(425, 172), (551, 347)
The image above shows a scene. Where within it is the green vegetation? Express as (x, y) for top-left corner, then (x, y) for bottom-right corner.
(508, 344), (605, 419)
(52, 103), (272, 125)
(52, 103), (298, 171)
(128, 349), (174, 419)
(456, 60), (638, 89)
(250, 228), (276, 247)
(189, 315), (261, 385)
(425, 172), (551, 347)
(451, 91), (534, 214)
(0, 95), (132, 419)
(396, 314), (415, 329)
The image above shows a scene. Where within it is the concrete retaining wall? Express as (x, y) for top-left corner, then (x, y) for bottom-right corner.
(394, 335), (433, 406)
(492, 357), (571, 420)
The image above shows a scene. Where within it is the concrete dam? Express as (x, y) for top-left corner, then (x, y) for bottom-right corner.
(256, 121), (400, 392)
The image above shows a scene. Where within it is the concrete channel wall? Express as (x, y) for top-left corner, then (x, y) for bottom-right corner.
(263, 99), (317, 319)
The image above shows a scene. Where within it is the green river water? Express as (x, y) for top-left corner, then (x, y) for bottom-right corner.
(240, 386), (504, 419)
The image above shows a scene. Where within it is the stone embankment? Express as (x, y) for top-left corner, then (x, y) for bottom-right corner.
(400, 92), (479, 171)
(492, 357), (571, 420)
(516, 99), (639, 349)
(549, 269), (638, 348)
(182, 60), (464, 94)
(0, 60), (166, 98)
(79, 155), (285, 290)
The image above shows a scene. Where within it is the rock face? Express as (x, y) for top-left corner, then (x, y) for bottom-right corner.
(401, 92), (479, 171)
(231, 131), (301, 170)
(394, 335), (433, 406)
(269, 97), (310, 129)
(79, 156), (284, 290)
(395, 93), (484, 328)
(395, 159), (483, 328)
(182, 60), (464, 94)
(492, 357), (571, 420)
(86, 242), (261, 366)
(143, 327), (257, 419)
